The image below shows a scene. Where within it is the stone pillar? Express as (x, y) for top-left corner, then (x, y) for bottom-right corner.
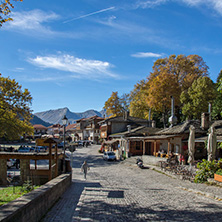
(0, 159), (7, 185)
(20, 159), (30, 183)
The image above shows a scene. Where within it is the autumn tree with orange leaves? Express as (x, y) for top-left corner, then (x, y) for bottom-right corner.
(146, 54), (209, 126)
(0, 0), (23, 27)
(128, 54), (209, 126)
(104, 92), (126, 117)
(129, 80), (150, 119)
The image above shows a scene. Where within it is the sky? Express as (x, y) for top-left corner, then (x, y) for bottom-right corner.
(1, 0), (222, 113)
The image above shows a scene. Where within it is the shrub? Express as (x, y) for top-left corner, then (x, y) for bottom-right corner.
(20, 179), (33, 193)
(194, 159), (222, 183)
(216, 168), (222, 176)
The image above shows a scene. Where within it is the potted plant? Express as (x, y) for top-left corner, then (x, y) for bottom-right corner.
(214, 169), (222, 183)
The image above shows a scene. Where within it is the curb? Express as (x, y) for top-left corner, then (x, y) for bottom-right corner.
(148, 164), (222, 202)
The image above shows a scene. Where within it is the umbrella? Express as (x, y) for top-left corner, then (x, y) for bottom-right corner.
(207, 126), (217, 161)
(188, 125), (195, 165)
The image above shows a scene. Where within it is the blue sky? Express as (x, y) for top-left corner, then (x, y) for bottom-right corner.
(1, 0), (222, 113)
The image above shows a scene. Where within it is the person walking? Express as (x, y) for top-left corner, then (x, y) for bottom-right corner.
(81, 161), (90, 179)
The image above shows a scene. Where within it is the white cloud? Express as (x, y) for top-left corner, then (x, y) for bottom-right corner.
(3, 9), (59, 35)
(135, 0), (222, 15)
(131, 52), (163, 58)
(181, 0), (222, 15)
(14, 67), (25, 72)
(135, 0), (168, 9)
(28, 53), (118, 80)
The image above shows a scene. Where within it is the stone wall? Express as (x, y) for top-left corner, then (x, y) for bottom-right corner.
(0, 173), (71, 222)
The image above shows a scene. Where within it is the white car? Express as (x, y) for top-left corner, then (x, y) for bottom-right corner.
(103, 151), (116, 161)
(7, 159), (15, 168)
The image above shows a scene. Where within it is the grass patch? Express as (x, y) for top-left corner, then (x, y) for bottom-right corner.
(0, 186), (39, 206)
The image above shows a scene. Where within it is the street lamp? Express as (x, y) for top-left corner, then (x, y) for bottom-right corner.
(62, 115), (68, 172)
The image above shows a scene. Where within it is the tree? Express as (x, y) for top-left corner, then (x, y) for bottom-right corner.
(180, 77), (217, 119)
(129, 80), (150, 119)
(147, 70), (181, 126)
(0, 0), (23, 27)
(146, 54), (209, 125)
(103, 92), (124, 117)
(212, 69), (222, 119)
(0, 74), (33, 140)
(120, 93), (130, 113)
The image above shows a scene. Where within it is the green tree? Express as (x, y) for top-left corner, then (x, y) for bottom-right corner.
(180, 76), (216, 119)
(0, 0), (23, 27)
(212, 69), (222, 119)
(0, 74), (33, 140)
(104, 92), (124, 117)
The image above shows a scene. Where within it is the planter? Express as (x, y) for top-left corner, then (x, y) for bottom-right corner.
(214, 173), (222, 183)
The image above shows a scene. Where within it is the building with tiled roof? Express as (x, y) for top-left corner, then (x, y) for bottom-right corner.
(74, 115), (104, 143)
(99, 111), (154, 140)
(33, 124), (48, 138)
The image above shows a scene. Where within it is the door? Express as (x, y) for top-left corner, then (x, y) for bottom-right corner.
(145, 142), (152, 155)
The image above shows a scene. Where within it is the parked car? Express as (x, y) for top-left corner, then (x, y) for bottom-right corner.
(17, 146), (34, 152)
(34, 146), (47, 152)
(77, 141), (84, 146)
(58, 142), (68, 148)
(7, 159), (15, 168)
(103, 151), (116, 161)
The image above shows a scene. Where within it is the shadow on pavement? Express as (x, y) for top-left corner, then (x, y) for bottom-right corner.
(41, 179), (102, 222)
(71, 179), (102, 210)
(73, 198), (222, 221)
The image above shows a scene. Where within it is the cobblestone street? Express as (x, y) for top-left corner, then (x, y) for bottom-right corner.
(43, 145), (222, 222)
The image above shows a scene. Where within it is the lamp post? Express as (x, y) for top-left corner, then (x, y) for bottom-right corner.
(68, 142), (76, 179)
(62, 115), (68, 173)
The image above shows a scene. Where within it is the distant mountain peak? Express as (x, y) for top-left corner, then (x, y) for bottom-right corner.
(34, 107), (105, 125)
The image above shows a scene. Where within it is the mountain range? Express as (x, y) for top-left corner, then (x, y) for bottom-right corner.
(33, 107), (105, 126)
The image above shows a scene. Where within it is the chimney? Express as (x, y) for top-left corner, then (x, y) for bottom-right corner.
(148, 109), (151, 127)
(124, 111), (129, 121)
(168, 96), (177, 127)
(208, 103), (211, 121)
(201, 112), (209, 130)
(127, 125), (131, 133)
(151, 120), (156, 128)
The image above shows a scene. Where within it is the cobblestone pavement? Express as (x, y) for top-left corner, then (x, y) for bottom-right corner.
(43, 145), (222, 222)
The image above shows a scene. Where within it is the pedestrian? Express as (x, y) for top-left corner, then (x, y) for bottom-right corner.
(15, 159), (20, 169)
(81, 160), (90, 179)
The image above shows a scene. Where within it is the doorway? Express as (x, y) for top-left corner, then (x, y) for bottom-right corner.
(145, 142), (152, 155)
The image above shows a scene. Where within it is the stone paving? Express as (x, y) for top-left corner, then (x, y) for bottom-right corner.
(42, 145), (222, 222)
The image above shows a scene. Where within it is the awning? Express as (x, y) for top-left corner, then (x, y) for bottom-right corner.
(183, 136), (222, 143)
(126, 135), (179, 141)
(104, 140), (119, 144)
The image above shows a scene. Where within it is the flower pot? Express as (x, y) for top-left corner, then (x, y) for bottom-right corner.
(214, 174), (222, 183)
